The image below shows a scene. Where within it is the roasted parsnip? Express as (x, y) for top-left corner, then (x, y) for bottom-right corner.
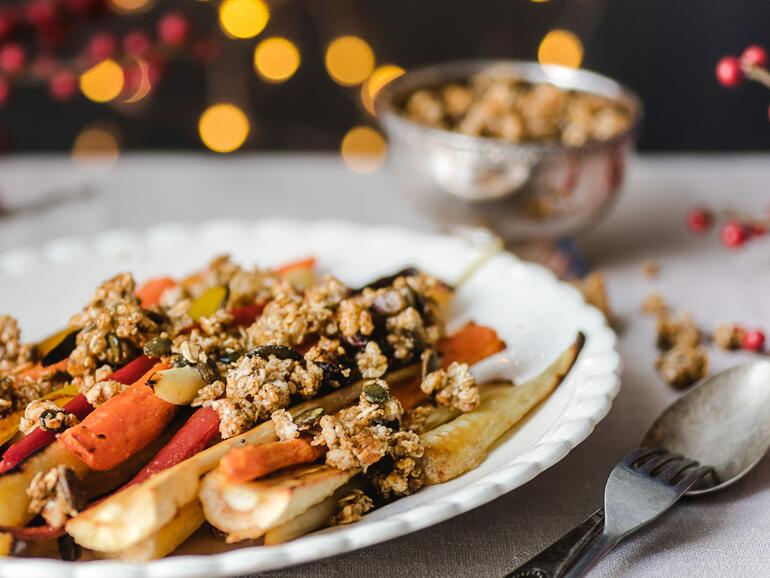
(421, 333), (585, 484)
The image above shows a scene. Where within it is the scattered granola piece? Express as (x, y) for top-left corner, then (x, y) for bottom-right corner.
(643, 260), (661, 279)
(656, 312), (700, 351)
(27, 465), (84, 528)
(420, 362), (479, 413)
(655, 345), (709, 389)
(641, 292), (668, 317)
(578, 272), (612, 321)
(713, 323), (747, 351)
(329, 489), (374, 526)
(207, 398), (257, 439)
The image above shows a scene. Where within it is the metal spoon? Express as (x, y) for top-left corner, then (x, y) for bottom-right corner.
(507, 360), (770, 577)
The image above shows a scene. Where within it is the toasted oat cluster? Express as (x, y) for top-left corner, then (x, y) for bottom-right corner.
(403, 72), (633, 146)
(313, 380), (425, 498)
(67, 273), (159, 390)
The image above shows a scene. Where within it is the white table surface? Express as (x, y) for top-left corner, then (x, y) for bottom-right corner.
(1, 152), (769, 577)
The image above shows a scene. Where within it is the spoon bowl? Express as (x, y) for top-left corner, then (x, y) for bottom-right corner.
(642, 360), (770, 495)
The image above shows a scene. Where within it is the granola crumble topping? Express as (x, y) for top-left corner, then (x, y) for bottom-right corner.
(313, 380), (424, 498)
(329, 489), (374, 526)
(83, 378), (126, 407)
(67, 273), (159, 390)
(27, 465), (83, 528)
(356, 341), (388, 379)
(19, 400), (76, 434)
(420, 362), (479, 412)
(270, 409), (299, 441)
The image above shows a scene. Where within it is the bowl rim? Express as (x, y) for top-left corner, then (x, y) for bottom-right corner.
(375, 59), (643, 156)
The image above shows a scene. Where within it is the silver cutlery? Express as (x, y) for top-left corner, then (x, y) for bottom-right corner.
(508, 360), (770, 577)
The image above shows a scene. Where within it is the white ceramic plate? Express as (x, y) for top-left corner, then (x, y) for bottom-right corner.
(0, 220), (620, 578)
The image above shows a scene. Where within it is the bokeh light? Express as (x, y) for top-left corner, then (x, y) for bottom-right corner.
(340, 126), (386, 173)
(219, 0), (269, 39)
(80, 59), (125, 103)
(199, 103), (250, 153)
(123, 58), (152, 103)
(538, 29), (583, 69)
(109, 0), (153, 13)
(325, 36), (375, 86)
(361, 64), (404, 115)
(71, 124), (120, 168)
(254, 37), (300, 83)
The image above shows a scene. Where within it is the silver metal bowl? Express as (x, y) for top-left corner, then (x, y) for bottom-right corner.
(376, 60), (641, 241)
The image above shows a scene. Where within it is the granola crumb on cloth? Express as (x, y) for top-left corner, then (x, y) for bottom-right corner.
(577, 272), (613, 321)
(27, 466), (82, 528)
(713, 324), (747, 351)
(329, 489), (374, 526)
(643, 260), (661, 279)
(641, 292), (668, 316)
(656, 345), (709, 389)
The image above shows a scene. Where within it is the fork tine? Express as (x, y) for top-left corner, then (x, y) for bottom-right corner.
(673, 465), (712, 492)
(622, 447), (664, 468)
(637, 452), (681, 474)
(654, 458), (698, 483)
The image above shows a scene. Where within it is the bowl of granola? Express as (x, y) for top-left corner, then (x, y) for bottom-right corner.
(376, 60), (641, 241)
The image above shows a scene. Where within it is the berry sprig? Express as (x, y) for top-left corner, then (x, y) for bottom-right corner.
(0, 1), (219, 107)
(687, 207), (769, 249)
(716, 44), (770, 120)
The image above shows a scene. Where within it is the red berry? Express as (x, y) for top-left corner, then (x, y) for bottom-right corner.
(716, 56), (742, 88)
(743, 330), (765, 352)
(0, 9), (19, 40)
(158, 12), (189, 46)
(31, 53), (56, 78)
(741, 45), (767, 69)
(25, 0), (56, 27)
(49, 70), (77, 101)
(721, 221), (749, 248)
(0, 78), (9, 106)
(87, 32), (117, 62)
(687, 208), (712, 233)
(123, 30), (151, 58)
(0, 44), (25, 75)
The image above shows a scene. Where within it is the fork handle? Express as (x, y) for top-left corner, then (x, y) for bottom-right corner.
(504, 509), (605, 578)
(562, 532), (619, 578)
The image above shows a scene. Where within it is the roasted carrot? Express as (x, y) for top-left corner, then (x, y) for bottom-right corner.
(136, 277), (177, 308)
(391, 323), (506, 410)
(123, 407), (221, 488)
(220, 438), (325, 484)
(0, 355), (156, 474)
(274, 257), (316, 276)
(16, 358), (69, 381)
(59, 362), (175, 471)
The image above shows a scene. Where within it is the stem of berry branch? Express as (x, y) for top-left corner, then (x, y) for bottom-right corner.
(744, 64), (770, 90)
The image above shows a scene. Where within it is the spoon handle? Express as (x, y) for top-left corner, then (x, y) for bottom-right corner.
(504, 509), (605, 578)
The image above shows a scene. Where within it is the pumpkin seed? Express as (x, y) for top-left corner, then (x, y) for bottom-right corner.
(196, 358), (220, 384)
(247, 344), (304, 363)
(108, 333), (122, 362)
(362, 380), (389, 404)
(293, 407), (324, 428)
(143, 336), (172, 358)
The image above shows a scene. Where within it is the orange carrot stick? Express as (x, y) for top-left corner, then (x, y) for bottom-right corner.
(391, 322), (506, 410)
(220, 438), (325, 484)
(17, 358), (69, 380)
(136, 277), (177, 308)
(59, 362), (175, 471)
(274, 257), (316, 275)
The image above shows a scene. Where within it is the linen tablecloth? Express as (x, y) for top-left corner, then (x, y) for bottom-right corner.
(1, 153), (769, 577)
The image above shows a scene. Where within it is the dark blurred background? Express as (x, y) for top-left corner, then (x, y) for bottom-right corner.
(0, 0), (767, 154)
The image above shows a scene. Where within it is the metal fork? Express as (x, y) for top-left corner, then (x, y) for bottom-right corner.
(507, 448), (710, 578)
